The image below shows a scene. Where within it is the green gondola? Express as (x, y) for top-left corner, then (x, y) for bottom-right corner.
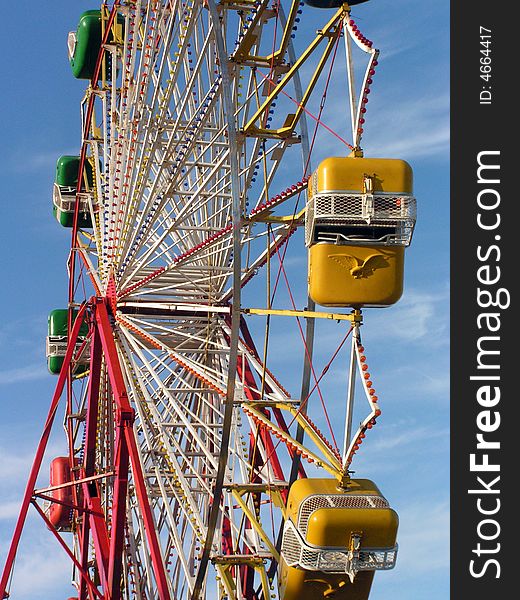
(53, 155), (94, 228)
(47, 309), (89, 375)
(68, 9), (125, 80)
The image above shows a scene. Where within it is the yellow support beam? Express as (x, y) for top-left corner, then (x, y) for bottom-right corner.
(242, 307), (362, 324)
(226, 0), (302, 68)
(241, 6), (347, 139)
(231, 491), (280, 560)
(249, 207), (306, 224)
(262, 0), (303, 67)
(214, 557), (272, 600)
(243, 405), (343, 477)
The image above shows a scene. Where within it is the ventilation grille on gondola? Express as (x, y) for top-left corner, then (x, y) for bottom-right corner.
(46, 337), (90, 362)
(281, 520), (397, 574)
(305, 192), (416, 247)
(280, 492), (397, 575)
(297, 493), (389, 533)
(53, 183), (94, 214)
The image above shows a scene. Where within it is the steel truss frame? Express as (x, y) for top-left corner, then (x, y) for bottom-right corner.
(1, 299), (171, 600)
(1, 2), (388, 599)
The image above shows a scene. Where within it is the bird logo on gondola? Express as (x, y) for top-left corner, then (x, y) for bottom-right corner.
(329, 252), (389, 279)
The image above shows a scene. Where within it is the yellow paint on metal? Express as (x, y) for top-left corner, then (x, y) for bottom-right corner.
(231, 490), (280, 559)
(279, 478), (398, 600)
(286, 477), (399, 553)
(242, 406), (342, 477)
(306, 505), (398, 548)
(242, 7), (346, 138)
(311, 156), (413, 196)
(242, 307), (362, 323)
(279, 567), (375, 600)
(283, 406), (344, 470)
(308, 243), (405, 307)
(230, 0), (308, 67)
(279, 560), (374, 600)
(285, 478), (379, 521)
(249, 207), (306, 224)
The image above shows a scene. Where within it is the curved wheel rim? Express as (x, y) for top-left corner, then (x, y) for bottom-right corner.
(71, 2), (315, 598)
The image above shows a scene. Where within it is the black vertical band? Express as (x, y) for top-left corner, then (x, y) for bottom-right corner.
(451, 3), (515, 597)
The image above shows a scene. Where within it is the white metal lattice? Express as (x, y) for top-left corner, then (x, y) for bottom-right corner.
(305, 192), (416, 246)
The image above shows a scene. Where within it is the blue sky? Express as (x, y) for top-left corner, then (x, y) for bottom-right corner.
(0, 1), (449, 598)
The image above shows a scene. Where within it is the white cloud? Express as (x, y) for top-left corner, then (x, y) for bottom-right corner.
(0, 534), (72, 598)
(366, 285), (449, 344)
(345, 417), (449, 478)
(8, 148), (77, 175)
(368, 424), (448, 454)
(0, 443), (73, 600)
(319, 25), (449, 159)
(299, 87), (450, 165)
(0, 500), (26, 521)
(403, 367), (449, 397)
(0, 448), (34, 482)
(241, 284), (450, 407)
(0, 364), (49, 385)
(367, 0), (448, 62)
(0, 441), (69, 494)
(0, 315), (46, 350)
(363, 94), (450, 160)
(396, 500), (450, 573)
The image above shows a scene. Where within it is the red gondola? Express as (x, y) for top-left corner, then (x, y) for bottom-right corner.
(48, 457), (74, 532)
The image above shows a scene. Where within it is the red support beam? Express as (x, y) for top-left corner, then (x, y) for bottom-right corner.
(30, 501), (102, 600)
(85, 492), (111, 593)
(78, 506), (93, 600)
(238, 317), (306, 481)
(235, 340), (282, 599)
(0, 303), (89, 600)
(74, 322), (112, 597)
(78, 321), (104, 600)
(107, 424), (131, 600)
(93, 299), (134, 599)
(94, 299), (172, 600)
(83, 325), (104, 480)
(2, 297), (173, 600)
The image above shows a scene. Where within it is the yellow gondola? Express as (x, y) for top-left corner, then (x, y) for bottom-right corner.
(306, 156), (416, 307)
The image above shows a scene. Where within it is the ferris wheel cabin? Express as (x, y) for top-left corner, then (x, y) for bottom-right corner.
(46, 309), (90, 375)
(46, 457), (75, 532)
(279, 478), (398, 600)
(68, 10), (125, 80)
(305, 156), (416, 307)
(53, 155), (95, 228)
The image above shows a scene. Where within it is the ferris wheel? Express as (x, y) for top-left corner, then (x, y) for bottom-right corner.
(1, 1), (417, 600)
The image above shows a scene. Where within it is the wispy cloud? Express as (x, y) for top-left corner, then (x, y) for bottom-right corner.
(345, 417), (449, 478)
(0, 535), (72, 597)
(0, 441), (68, 489)
(0, 314), (47, 356)
(366, 0), (449, 62)
(364, 93), (450, 160)
(400, 366), (449, 398)
(5, 148), (77, 176)
(368, 424), (449, 454)
(396, 500), (450, 573)
(0, 448), (34, 481)
(299, 86), (449, 165)
(281, 0), (449, 166)
(0, 444), (75, 597)
(0, 500), (30, 521)
(0, 364), (49, 385)
(243, 284), (450, 405)
(366, 285), (449, 344)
